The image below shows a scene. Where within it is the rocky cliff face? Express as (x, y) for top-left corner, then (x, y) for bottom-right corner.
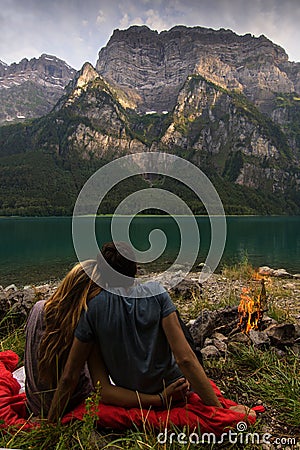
(53, 63), (147, 158)
(153, 75), (297, 195)
(0, 60), (8, 75)
(0, 54), (75, 124)
(96, 26), (299, 116)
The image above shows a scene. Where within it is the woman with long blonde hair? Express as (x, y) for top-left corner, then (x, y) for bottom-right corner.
(25, 257), (190, 419)
(24, 260), (101, 417)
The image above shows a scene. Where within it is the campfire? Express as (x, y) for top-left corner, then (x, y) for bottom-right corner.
(188, 269), (298, 358)
(238, 273), (268, 334)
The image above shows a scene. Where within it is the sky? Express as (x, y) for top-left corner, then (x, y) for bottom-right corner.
(1, 0), (300, 70)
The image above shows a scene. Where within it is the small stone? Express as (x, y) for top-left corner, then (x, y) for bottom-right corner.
(228, 332), (250, 344)
(272, 268), (292, 278)
(4, 284), (18, 292)
(256, 399), (263, 405)
(258, 266), (274, 276)
(249, 330), (270, 348)
(203, 338), (214, 346)
(187, 319), (196, 327)
(35, 284), (50, 290)
(262, 315), (277, 326)
(200, 345), (220, 360)
(272, 348), (286, 357)
(211, 332), (228, 342)
(212, 338), (227, 353)
(169, 277), (201, 299)
(291, 344), (300, 355)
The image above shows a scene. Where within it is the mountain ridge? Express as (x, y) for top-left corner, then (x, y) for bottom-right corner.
(0, 54), (75, 124)
(96, 25), (299, 115)
(0, 25), (299, 215)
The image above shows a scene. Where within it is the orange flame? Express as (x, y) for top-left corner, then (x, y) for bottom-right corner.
(238, 274), (267, 333)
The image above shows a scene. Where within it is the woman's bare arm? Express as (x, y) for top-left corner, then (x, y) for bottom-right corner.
(88, 344), (189, 408)
(48, 337), (93, 422)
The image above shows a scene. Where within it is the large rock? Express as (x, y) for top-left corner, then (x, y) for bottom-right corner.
(272, 269), (292, 278)
(0, 284), (56, 333)
(200, 345), (220, 360)
(265, 323), (296, 347)
(189, 306), (238, 347)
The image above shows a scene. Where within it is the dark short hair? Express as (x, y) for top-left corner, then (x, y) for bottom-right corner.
(97, 241), (137, 287)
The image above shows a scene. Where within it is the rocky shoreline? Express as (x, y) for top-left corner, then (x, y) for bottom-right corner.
(1, 265), (300, 332)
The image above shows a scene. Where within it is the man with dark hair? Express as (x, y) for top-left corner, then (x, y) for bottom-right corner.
(98, 242), (202, 362)
(97, 241), (137, 287)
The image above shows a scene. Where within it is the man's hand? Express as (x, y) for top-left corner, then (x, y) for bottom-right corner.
(162, 377), (190, 405)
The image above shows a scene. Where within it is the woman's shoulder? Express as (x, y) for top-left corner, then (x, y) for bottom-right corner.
(29, 299), (46, 314)
(26, 300), (46, 331)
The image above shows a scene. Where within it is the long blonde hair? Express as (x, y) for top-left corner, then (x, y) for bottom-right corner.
(38, 260), (101, 387)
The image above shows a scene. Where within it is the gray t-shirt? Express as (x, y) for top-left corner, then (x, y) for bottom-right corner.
(24, 300), (93, 417)
(75, 281), (183, 394)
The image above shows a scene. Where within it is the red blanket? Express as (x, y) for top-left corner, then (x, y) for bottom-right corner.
(0, 351), (263, 434)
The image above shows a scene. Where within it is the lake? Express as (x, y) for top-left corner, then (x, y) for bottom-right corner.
(0, 216), (299, 286)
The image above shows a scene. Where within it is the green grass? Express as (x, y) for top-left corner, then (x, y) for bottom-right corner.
(206, 346), (300, 426)
(221, 256), (254, 282)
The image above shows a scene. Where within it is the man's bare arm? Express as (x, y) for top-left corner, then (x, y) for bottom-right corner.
(162, 311), (222, 407)
(163, 312), (256, 418)
(47, 338), (92, 422)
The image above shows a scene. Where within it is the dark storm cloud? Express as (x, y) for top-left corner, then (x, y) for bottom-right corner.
(1, 0), (300, 69)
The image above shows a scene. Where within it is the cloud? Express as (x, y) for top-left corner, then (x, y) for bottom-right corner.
(119, 13), (144, 28)
(144, 9), (169, 30)
(96, 9), (105, 25)
(1, 0), (300, 69)
(119, 8), (168, 31)
(119, 13), (130, 29)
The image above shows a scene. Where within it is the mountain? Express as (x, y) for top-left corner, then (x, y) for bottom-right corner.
(0, 54), (76, 125)
(96, 26), (300, 160)
(96, 26), (300, 113)
(0, 26), (299, 215)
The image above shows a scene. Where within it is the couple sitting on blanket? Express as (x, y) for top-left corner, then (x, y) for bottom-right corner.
(25, 241), (256, 422)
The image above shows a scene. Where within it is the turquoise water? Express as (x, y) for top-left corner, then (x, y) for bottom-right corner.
(0, 216), (299, 286)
